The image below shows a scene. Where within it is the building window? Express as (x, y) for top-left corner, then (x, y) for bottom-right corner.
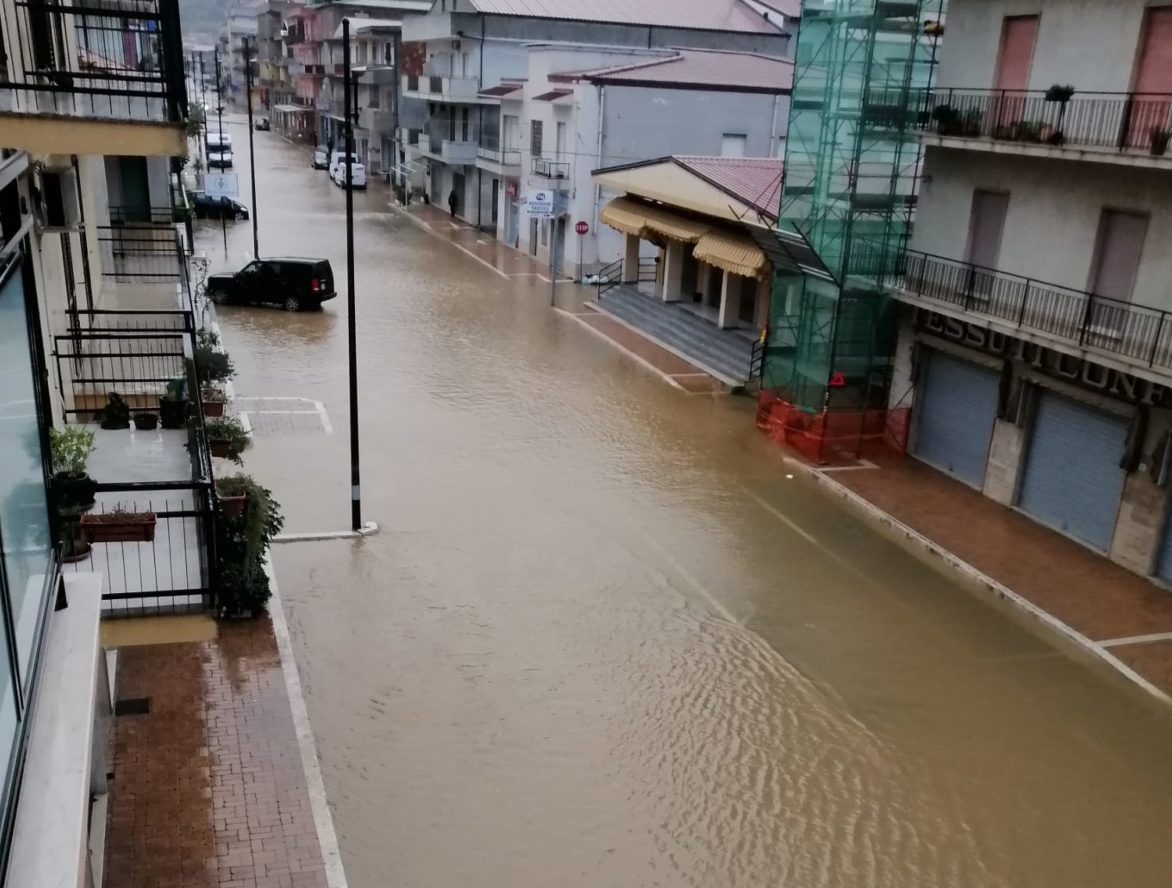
(555, 121), (566, 160)
(0, 260), (52, 681)
(531, 120), (543, 157)
(721, 133), (747, 157)
(1089, 209), (1148, 303)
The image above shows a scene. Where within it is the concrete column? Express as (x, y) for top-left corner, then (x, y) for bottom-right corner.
(697, 261), (715, 305)
(662, 240), (685, 302)
(623, 233), (640, 283)
(982, 418), (1025, 506)
(717, 270), (739, 328)
(755, 276), (771, 328)
(1110, 461), (1167, 575)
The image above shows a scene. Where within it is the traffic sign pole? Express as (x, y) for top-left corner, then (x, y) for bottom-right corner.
(575, 220), (588, 285)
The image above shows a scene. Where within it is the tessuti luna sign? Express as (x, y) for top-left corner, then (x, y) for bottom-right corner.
(914, 308), (1172, 408)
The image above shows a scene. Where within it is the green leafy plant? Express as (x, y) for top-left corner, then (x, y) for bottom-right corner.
(1151, 127), (1171, 156)
(49, 426), (96, 475)
(185, 101), (206, 139)
(1044, 84), (1075, 103)
(214, 474), (284, 616)
(205, 416), (250, 463)
(194, 331), (236, 385)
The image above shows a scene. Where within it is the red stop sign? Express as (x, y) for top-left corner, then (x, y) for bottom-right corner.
(575, 220), (589, 235)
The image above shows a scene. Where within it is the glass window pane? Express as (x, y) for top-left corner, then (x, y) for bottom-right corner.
(0, 571), (17, 806)
(0, 264), (53, 680)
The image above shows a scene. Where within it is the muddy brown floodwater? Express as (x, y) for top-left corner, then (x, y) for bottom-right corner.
(201, 118), (1172, 888)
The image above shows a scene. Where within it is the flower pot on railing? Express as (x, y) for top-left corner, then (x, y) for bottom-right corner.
(1151, 128), (1171, 156)
(201, 386), (227, 417)
(81, 510), (157, 544)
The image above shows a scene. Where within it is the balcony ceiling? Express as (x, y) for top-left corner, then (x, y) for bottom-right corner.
(0, 113), (187, 157)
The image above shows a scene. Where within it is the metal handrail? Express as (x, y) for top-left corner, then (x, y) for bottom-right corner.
(914, 87), (1172, 154)
(882, 248), (1172, 370)
(597, 258), (623, 298)
(532, 157), (570, 179)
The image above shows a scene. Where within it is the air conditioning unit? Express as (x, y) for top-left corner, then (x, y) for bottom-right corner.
(36, 167), (81, 230)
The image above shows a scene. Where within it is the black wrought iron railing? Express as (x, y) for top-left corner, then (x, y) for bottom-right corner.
(108, 205), (177, 224)
(0, 0), (188, 123)
(880, 248), (1172, 370)
(97, 223), (185, 284)
(917, 87), (1172, 155)
(596, 258), (623, 298)
(532, 157), (570, 179)
(477, 137), (521, 166)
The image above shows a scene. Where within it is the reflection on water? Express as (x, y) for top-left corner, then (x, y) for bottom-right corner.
(207, 118), (1172, 888)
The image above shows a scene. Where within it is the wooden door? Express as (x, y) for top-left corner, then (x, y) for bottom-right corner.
(992, 16), (1038, 129)
(1128, 6), (1172, 148)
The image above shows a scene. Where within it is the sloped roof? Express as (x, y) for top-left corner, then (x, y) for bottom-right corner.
(465, 0), (783, 33)
(675, 156), (783, 221)
(553, 48), (792, 93)
(593, 155), (783, 224)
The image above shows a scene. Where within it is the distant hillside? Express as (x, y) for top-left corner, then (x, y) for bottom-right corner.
(179, 0), (236, 44)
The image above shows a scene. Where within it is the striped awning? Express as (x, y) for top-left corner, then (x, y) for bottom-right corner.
(599, 197), (710, 243)
(693, 231), (769, 279)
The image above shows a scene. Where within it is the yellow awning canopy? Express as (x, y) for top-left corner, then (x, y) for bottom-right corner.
(599, 197), (710, 243)
(599, 197), (648, 236)
(693, 231), (769, 280)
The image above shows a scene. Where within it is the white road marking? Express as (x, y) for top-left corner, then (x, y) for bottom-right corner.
(555, 309), (683, 390)
(639, 530), (739, 626)
(1100, 631), (1172, 648)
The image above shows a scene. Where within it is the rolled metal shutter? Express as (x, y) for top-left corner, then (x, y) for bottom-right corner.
(913, 350), (1000, 487)
(1018, 392), (1128, 551)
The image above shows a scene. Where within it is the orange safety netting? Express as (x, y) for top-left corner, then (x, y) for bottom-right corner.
(756, 391), (910, 465)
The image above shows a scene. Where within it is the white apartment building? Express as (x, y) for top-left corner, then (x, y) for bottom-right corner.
(399, 0), (792, 275)
(883, 0), (1172, 582)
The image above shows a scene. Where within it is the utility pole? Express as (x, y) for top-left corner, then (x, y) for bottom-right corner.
(214, 46), (227, 255)
(342, 18), (362, 531)
(549, 218), (559, 307)
(196, 52), (207, 167)
(243, 35), (259, 259)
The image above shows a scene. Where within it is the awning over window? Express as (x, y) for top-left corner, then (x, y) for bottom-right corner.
(694, 231), (769, 280)
(599, 197), (709, 243)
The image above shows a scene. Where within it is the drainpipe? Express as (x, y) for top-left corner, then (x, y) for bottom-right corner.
(769, 93), (781, 158)
(591, 83), (605, 273)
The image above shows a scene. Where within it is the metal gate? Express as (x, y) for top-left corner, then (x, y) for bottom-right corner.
(1018, 391), (1128, 551)
(913, 350), (1000, 487)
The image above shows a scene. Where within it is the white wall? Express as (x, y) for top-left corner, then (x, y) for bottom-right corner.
(939, 0), (1150, 92)
(911, 148), (1172, 310)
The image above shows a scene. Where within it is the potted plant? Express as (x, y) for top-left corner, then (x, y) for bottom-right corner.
(81, 506), (157, 543)
(1044, 83), (1075, 103)
(931, 103), (961, 135)
(98, 392), (131, 429)
(194, 329), (236, 389)
(215, 476), (284, 618)
(1151, 127), (1171, 156)
(201, 385), (228, 417)
(133, 412), (159, 431)
(215, 473), (253, 518)
(49, 426), (98, 561)
(205, 415), (250, 463)
(159, 375), (188, 429)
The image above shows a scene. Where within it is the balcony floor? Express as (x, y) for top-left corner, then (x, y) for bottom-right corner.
(63, 427), (206, 616)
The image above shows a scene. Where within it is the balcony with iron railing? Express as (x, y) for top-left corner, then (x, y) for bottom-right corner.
(401, 72), (480, 102)
(531, 157), (570, 180)
(854, 242), (1172, 378)
(477, 136), (521, 170)
(421, 119), (477, 164)
(0, 0), (188, 154)
(915, 87), (1172, 167)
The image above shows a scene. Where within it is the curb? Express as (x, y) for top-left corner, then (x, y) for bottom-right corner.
(784, 456), (1172, 708)
(264, 554), (351, 888)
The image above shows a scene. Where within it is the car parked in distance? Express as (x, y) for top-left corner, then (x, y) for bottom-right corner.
(255, 118), (270, 131)
(208, 148), (234, 169)
(327, 151), (361, 179)
(190, 191), (250, 220)
(332, 161), (367, 189)
(312, 146), (329, 169)
(206, 131), (232, 151)
(206, 257), (336, 312)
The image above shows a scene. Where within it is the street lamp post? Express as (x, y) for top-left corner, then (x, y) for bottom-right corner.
(214, 46), (227, 255)
(243, 35), (260, 259)
(342, 18), (362, 531)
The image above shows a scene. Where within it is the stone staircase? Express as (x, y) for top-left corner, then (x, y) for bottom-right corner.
(594, 286), (755, 385)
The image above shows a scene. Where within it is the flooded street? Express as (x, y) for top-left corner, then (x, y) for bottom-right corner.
(202, 120), (1172, 888)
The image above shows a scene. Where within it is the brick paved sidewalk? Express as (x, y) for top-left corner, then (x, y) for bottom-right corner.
(105, 618), (330, 888)
(823, 455), (1172, 699)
